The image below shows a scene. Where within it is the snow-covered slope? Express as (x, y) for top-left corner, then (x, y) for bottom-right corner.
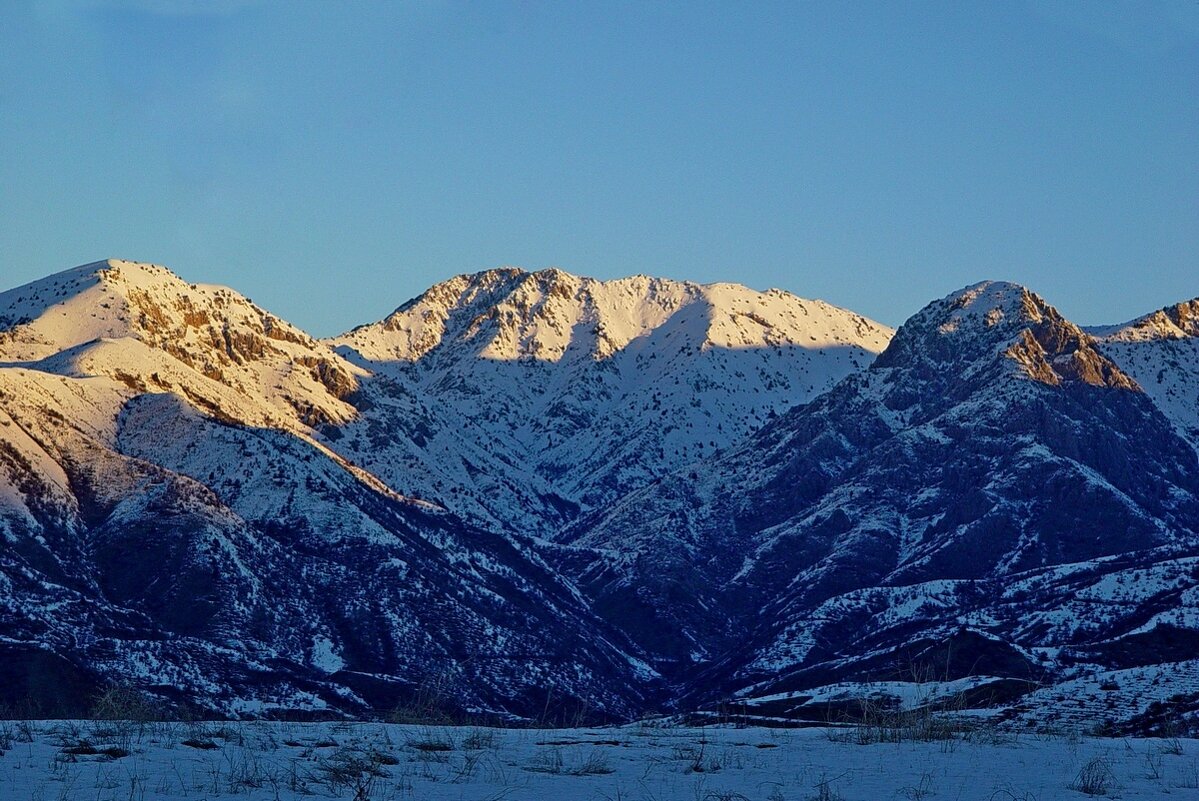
(0, 259), (362, 431)
(564, 281), (1199, 708)
(329, 268), (893, 533)
(3, 260), (1197, 732)
(0, 261), (656, 719)
(1091, 299), (1199, 451)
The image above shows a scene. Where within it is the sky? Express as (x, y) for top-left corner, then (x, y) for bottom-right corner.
(1, 1), (1196, 336)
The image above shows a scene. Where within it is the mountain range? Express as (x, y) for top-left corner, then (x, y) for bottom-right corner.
(1, 259), (1196, 731)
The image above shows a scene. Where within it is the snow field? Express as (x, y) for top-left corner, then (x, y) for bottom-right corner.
(0, 720), (1196, 800)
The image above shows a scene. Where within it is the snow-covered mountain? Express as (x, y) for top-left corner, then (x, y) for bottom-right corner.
(2, 260), (1198, 732)
(1090, 299), (1199, 451)
(0, 259), (888, 718)
(0, 261), (655, 719)
(561, 281), (1199, 720)
(329, 268), (892, 534)
(0, 260), (362, 432)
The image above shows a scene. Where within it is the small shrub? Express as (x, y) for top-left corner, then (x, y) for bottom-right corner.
(462, 728), (497, 750)
(406, 729), (454, 752)
(809, 772), (845, 801)
(181, 738), (219, 750)
(829, 695), (966, 746)
(899, 772), (935, 801)
(60, 742), (130, 760)
(314, 746), (390, 798)
(525, 747), (565, 775)
(91, 684), (160, 723)
(1145, 746), (1164, 780)
(386, 670), (464, 725)
(573, 750), (614, 776)
(14, 719), (35, 742)
(371, 749), (399, 766)
(1069, 756), (1115, 796)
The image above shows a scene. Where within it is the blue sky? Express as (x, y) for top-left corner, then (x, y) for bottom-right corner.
(1, 1), (1196, 335)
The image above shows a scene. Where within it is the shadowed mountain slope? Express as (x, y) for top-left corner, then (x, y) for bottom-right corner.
(563, 282), (1199, 702)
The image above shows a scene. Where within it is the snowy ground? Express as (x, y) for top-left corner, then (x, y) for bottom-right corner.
(1, 719), (1196, 800)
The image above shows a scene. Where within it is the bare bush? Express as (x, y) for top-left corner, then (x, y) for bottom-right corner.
(1069, 756), (1115, 796)
(314, 745), (391, 799)
(573, 749), (614, 776)
(809, 771), (847, 801)
(829, 695), (967, 747)
(91, 684), (161, 723)
(405, 726), (455, 754)
(525, 747), (565, 775)
(462, 728), (497, 750)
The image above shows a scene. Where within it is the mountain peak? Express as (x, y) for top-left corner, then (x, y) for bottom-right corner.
(333, 267), (892, 368)
(876, 281), (1138, 390)
(0, 258), (362, 430)
(934, 280), (1046, 330)
(1, 258), (308, 358)
(49, 258), (185, 295)
(1091, 297), (1199, 452)
(1100, 298), (1199, 343)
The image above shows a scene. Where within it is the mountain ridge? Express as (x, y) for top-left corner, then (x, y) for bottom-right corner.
(1089, 297), (1199, 452)
(328, 265), (894, 533)
(1, 260), (1197, 731)
(559, 279), (1199, 706)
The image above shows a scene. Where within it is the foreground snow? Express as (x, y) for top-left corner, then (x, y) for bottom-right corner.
(1, 720), (1195, 800)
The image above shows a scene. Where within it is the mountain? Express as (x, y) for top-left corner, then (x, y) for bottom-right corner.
(0, 259), (888, 718)
(1090, 299), (1199, 451)
(3, 260), (1197, 732)
(564, 281), (1199, 720)
(0, 260), (654, 719)
(328, 267), (893, 535)
(0, 259), (362, 432)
